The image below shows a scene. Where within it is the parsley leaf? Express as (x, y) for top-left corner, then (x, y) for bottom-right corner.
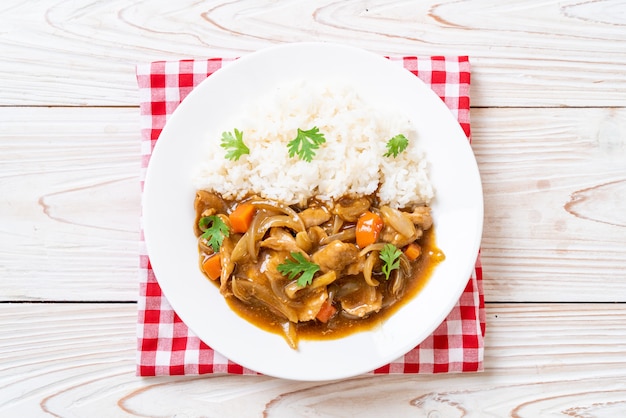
(287, 127), (326, 162)
(383, 134), (409, 158)
(380, 243), (402, 280)
(198, 215), (230, 252)
(220, 129), (250, 161)
(277, 252), (320, 287)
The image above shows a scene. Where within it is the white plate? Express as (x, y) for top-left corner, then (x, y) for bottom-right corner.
(143, 42), (483, 381)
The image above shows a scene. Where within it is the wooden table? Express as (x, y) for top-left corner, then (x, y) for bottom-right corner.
(2, 1), (625, 416)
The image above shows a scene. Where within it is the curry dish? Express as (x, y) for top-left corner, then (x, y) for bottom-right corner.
(194, 191), (444, 349)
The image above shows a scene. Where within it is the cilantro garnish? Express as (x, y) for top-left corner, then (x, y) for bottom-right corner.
(220, 129), (249, 161)
(277, 252), (320, 287)
(198, 215), (230, 252)
(383, 134), (409, 158)
(380, 243), (402, 280)
(287, 127), (326, 162)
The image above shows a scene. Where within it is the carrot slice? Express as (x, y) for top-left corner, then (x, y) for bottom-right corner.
(202, 254), (222, 280)
(403, 242), (422, 261)
(229, 202), (256, 233)
(316, 300), (337, 323)
(355, 211), (384, 248)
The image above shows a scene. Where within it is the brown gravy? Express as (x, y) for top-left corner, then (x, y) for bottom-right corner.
(221, 227), (444, 342)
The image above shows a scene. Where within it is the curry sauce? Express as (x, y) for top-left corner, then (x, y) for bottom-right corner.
(224, 227), (444, 341)
(195, 191), (444, 349)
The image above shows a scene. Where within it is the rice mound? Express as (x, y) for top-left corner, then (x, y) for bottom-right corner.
(193, 80), (433, 208)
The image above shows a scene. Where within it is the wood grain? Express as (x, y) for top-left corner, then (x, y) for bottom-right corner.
(2, 0), (625, 415)
(472, 107), (626, 302)
(0, 0), (625, 107)
(1, 303), (625, 417)
(2, 106), (624, 302)
(0, 107), (140, 301)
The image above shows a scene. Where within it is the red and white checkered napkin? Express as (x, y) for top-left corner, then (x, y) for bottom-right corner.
(136, 56), (484, 376)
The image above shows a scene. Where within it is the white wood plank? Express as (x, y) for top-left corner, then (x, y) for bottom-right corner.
(1, 106), (625, 302)
(0, 0), (625, 107)
(473, 107), (626, 302)
(1, 303), (625, 416)
(0, 107), (140, 301)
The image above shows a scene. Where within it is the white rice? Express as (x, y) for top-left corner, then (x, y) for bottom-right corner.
(193, 80), (433, 208)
